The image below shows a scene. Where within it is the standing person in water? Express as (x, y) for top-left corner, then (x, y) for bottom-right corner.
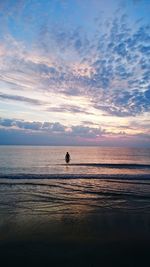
(65, 152), (70, 164)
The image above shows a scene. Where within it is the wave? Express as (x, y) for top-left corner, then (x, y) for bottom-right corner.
(60, 163), (150, 169)
(0, 173), (150, 180)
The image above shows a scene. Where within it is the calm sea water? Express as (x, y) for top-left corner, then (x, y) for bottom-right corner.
(0, 146), (150, 266)
(0, 145), (150, 215)
(0, 145), (150, 177)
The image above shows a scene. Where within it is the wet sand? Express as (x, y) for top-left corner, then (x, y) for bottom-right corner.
(0, 210), (150, 266)
(0, 175), (150, 266)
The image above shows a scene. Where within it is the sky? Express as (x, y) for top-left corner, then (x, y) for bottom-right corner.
(0, 0), (150, 146)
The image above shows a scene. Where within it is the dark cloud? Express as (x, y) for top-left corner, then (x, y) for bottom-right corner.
(71, 125), (105, 138)
(0, 118), (149, 147)
(0, 118), (66, 133)
(0, 93), (45, 105)
(47, 122), (65, 132)
(0, 118), (14, 127)
(47, 105), (92, 115)
(0, 128), (69, 146)
(61, 88), (81, 96)
(0, 118), (42, 131)
(0, 118), (105, 141)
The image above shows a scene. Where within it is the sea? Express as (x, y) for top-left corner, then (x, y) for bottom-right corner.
(0, 146), (150, 266)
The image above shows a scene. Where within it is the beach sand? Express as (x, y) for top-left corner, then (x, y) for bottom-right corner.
(0, 209), (150, 266)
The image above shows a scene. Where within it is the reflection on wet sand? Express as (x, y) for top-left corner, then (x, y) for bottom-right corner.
(0, 209), (150, 266)
(0, 177), (150, 266)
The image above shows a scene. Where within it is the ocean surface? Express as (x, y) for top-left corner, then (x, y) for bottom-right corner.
(0, 145), (150, 215)
(0, 146), (150, 266)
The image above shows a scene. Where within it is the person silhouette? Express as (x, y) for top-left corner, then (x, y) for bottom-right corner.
(65, 152), (70, 164)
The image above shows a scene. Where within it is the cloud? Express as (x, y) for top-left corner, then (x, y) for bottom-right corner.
(71, 125), (104, 138)
(0, 0), (149, 128)
(0, 92), (45, 105)
(43, 122), (65, 132)
(0, 117), (105, 139)
(0, 118), (42, 131)
(47, 104), (92, 114)
(93, 85), (150, 117)
(85, 18), (150, 116)
(0, 117), (149, 146)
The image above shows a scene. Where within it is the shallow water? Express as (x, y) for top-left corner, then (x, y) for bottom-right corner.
(0, 146), (150, 266)
(0, 146), (150, 215)
(0, 146), (150, 176)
